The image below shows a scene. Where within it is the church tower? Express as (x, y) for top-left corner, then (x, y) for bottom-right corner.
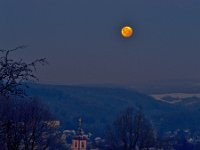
(71, 118), (87, 150)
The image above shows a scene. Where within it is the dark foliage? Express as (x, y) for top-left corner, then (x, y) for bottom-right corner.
(0, 97), (64, 150)
(0, 46), (65, 149)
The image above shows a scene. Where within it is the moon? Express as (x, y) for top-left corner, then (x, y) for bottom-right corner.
(121, 26), (134, 38)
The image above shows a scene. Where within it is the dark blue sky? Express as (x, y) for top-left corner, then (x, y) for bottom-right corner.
(0, 0), (200, 85)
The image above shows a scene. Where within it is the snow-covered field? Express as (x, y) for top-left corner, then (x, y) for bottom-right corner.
(151, 93), (200, 103)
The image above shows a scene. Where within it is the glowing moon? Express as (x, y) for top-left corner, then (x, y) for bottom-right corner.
(121, 26), (134, 38)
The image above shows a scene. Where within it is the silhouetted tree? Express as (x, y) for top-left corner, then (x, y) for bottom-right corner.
(0, 46), (47, 97)
(0, 98), (63, 150)
(105, 107), (156, 150)
(0, 46), (65, 149)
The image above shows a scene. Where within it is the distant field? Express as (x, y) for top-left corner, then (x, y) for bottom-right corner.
(151, 93), (200, 103)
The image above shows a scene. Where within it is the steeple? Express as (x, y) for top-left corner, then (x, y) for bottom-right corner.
(71, 118), (87, 150)
(77, 118), (84, 136)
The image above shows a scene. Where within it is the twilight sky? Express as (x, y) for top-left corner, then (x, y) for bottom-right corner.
(0, 0), (200, 85)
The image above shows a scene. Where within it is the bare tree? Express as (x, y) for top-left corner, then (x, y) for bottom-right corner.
(106, 107), (156, 150)
(0, 46), (64, 150)
(0, 97), (63, 150)
(20, 99), (55, 150)
(0, 46), (47, 97)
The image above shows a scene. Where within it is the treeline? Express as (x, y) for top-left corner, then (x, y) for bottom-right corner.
(90, 107), (200, 150)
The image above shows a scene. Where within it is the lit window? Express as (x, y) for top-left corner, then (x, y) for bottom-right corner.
(81, 141), (85, 148)
(75, 141), (77, 147)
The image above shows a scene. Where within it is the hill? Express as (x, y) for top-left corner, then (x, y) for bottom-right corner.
(26, 84), (200, 136)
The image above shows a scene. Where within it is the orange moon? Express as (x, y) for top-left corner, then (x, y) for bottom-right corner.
(121, 26), (134, 38)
